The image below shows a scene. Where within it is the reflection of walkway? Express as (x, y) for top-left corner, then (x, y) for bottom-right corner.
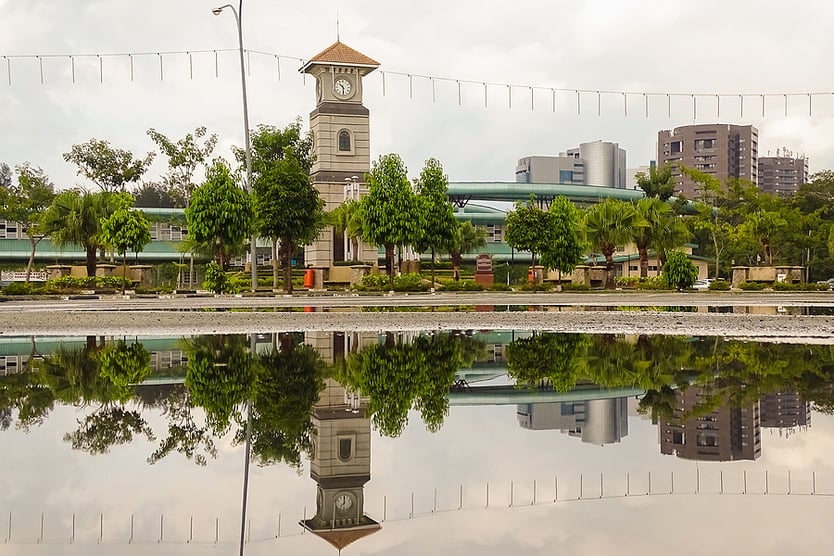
(448, 385), (644, 406)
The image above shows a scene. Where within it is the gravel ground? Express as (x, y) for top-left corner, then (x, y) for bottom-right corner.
(1, 292), (833, 341)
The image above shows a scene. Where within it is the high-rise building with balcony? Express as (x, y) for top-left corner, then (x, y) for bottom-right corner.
(657, 124), (758, 198)
(757, 153), (809, 195)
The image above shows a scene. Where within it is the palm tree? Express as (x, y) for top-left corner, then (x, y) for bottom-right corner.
(632, 197), (689, 277)
(325, 200), (364, 262)
(583, 199), (643, 289)
(41, 189), (105, 277)
(447, 221), (486, 281)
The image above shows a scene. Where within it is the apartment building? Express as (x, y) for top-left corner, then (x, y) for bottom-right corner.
(657, 124), (758, 198)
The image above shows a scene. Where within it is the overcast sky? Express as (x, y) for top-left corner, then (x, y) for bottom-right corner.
(2, 0), (834, 190)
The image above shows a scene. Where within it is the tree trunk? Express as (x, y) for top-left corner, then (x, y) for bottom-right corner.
(85, 245), (97, 277)
(122, 254), (128, 295)
(452, 251), (461, 281)
(281, 240), (294, 294)
(604, 252), (616, 290)
(385, 243), (395, 290)
(763, 239), (772, 265)
(25, 235), (40, 284)
(430, 247), (436, 291)
(272, 238), (279, 291)
(638, 246), (649, 277)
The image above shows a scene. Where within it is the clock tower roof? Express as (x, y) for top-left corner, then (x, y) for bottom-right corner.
(301, 41), (380, 73)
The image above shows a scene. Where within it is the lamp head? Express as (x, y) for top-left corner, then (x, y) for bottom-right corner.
(211, 7), (224, 15)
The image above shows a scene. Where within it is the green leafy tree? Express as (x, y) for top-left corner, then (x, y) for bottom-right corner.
(540, 196), (584, 286)
(505, 196), (551, 272)
(63, 138), (154, 193)
(447, 220), (487, 281)
(251, 124), (324, 293)
(583, 198), (643, 289)
(635, 163), (676, 201)
(359, 154), (422, 289)
(147, 126), (217, 207)
(738, 209), (787, 265)
(414, 158), (460, 289)
(132, 181), (179, 208)
(185, 160), (253, 269)
(100, 195), (152, 293)
(41, 189), (106, 277)
(663, 249), (699, 290)
(0, 163), (55, 281)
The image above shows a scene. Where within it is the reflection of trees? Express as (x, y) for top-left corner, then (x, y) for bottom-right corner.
(97, 339), (152, 402)
(506, 333), (589, 392)
(65, 406), (154, 454)
(184, 335), (256, 434)
(148, 388), (217, 466)
(239, 333), (325, 469)
(341, 332), (484, 437)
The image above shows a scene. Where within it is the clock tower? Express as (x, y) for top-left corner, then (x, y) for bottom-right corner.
(301, 42), (380, 269)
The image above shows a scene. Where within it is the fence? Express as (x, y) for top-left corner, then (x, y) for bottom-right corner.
(2, 467), (831, 547)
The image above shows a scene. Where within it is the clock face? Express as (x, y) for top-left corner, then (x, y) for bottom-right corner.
(334, 77), (352, 97)
(335, 493), (353, 512)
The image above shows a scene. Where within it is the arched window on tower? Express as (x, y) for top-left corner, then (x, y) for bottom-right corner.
(338, 130), (351, 152)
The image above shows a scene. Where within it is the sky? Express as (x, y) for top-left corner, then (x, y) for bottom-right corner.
(2, 0), (834, 191)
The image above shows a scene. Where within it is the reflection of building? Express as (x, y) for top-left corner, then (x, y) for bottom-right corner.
(515, 141), (627, 188)
(760, 391), (810, 430)
(659, 387), (761, 461)
(300, 334), (381, 551)
(517, 397), (629, 445)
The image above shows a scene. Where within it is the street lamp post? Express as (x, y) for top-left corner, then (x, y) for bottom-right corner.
(213, 1), (258, 292)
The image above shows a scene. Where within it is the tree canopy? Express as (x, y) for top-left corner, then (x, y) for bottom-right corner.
(63, 138), (154, 193)
(359, 153), (422, 289)
(185, 160), (253, 268)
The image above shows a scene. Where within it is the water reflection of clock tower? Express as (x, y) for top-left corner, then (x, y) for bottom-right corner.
(301, 42), (380, 267)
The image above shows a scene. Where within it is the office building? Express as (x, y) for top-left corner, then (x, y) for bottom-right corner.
(757, 153), (809, 195)
(759, 391), (810, 429)
(515, 140), (627, 188)
(657, 124), (758, 198)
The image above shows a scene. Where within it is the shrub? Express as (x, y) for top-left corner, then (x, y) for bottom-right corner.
(2, 282), (33, 295)
(560, 282), (590, 291)
(203, 262), (234, 294)
(489, 282), (512, 291)
(393, 272), (429, 292)
(359, 273), (389, 291)
(739, 281), (767, 291)
(663, 250), (699, 290)
(615, 276), (640, 288)
(42, 275), (131, 292)
(708, 280), (731, 291)
(441, 279), (484, 291)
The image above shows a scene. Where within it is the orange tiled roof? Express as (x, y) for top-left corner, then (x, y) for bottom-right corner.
(311, 525), (381, 550)
(307, 41), (380, 67)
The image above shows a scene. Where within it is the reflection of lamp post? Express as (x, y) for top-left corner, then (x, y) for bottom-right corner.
(212, 1), (258, 292)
